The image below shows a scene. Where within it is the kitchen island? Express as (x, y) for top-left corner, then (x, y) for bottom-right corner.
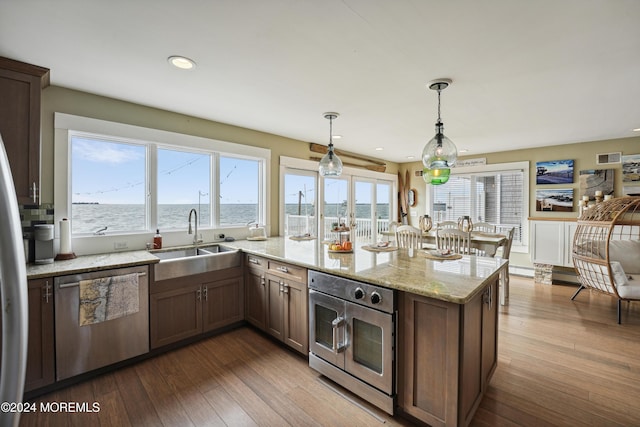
(226, 237), (507, 427)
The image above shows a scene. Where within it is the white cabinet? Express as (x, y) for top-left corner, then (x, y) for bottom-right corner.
(530, 220), (577, 267)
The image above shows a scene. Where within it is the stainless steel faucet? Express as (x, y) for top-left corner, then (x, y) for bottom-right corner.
(188, 209), (202, 245)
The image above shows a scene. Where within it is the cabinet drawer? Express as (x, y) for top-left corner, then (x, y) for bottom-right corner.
(267, 260), (307, 285)
(245, 254), (267, 270)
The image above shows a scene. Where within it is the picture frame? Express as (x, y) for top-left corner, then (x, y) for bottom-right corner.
(536, 160), (574, 185)
(535, 188), (573, 212)
(622, 154), (640, 183)
(579, 169), (614, 199)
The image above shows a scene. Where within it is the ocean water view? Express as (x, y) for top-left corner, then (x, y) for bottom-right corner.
(71, 203), (391, 234)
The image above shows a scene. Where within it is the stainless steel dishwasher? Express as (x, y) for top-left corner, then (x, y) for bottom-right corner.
(54, 265), (149, 381)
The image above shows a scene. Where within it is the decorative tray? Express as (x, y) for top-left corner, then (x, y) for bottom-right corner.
(328, 249), (353, 253)
(289, 235), (316, 241)
(246, 236), (268, 241)
(362, 245), (398, 252)
(421, 250), (463, 260)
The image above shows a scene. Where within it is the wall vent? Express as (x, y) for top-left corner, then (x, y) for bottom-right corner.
(596, 152), (621, 165)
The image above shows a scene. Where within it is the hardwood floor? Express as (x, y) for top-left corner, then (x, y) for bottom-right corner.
(21, 276), (640, 426)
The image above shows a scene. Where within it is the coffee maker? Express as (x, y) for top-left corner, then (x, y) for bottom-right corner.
(34, 224), (54, 264)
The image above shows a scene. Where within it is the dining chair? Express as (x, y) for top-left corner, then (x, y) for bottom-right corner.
(473, 222), (496, 233)
(437, 221), (458, 229)
(496, 227), (515, 305)
(395, 225), (423, 249)
(437, 228), (471, 254)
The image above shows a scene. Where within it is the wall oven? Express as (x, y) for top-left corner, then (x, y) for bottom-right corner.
(308, 270), (395, 415)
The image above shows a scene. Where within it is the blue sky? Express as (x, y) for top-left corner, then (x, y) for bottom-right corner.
(71, 137), (258, 204)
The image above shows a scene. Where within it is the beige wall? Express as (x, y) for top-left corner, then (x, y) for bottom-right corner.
(40, 86), (398, 236)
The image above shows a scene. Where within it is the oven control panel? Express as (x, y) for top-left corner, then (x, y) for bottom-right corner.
(308, 270), (394, 313)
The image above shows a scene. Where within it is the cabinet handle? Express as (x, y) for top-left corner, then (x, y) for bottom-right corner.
(43, 280), (52, 304)
(260, 275), (265, 286)
(279, 281), (284, 294)
(277, 266), (289, 273)
(248, 257), (259, 265)
(197, 288), (202, 301)
(203, 286), (208, 301)
(31, 182), (38, 204)
(484, 286), (493, 310)
(283, 283), (289, 294)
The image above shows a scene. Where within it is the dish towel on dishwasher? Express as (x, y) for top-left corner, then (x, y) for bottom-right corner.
(79, 273), (139, 326)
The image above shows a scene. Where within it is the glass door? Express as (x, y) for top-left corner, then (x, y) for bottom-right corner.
(322, 177), (350, 242)
(308, 290), (346, 369)
(344, 303), (394, 394)
(353, 180), (374, 244)
(283, 169), (317, 237)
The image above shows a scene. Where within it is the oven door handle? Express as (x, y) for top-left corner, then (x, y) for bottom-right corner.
(332, 316), (346, 353)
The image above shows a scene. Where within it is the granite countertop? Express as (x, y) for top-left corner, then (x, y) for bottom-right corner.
(26, 238), (507, 304)
(26, 250), (160, 279)
(225, 237), (507, 304)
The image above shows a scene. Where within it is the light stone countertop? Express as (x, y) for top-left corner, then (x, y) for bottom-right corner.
(26, 237), (507, 304)
(224, 237), (508, 304)
(26, 250), (160, 279)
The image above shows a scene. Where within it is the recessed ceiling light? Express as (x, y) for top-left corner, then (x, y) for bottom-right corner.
(332, 135), (342, 139)
(406, 155), (415, 159)
(459, 149), (469, 153)
(375, 147), (383, 151)
(633, 128), (640, 132)
(168, 55), (196, 70)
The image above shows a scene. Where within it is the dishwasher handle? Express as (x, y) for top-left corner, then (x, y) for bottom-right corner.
(58, 271), (147, 289)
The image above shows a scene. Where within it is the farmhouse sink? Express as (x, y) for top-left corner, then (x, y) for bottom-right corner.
(153, 245), (241, 281)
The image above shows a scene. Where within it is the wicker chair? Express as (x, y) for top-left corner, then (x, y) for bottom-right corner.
(572, 197), (640, 324)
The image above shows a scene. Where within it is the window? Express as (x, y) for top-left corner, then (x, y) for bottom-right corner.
(219, 155), (261, 226)
(283, 169), (317, 236)
(157, 147), (211, 229)
(56, 113), (269, 237)
(428, 162), (528, 248)
(71, 136), (147, 234)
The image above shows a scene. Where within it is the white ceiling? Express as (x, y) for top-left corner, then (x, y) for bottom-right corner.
(1, 0), (639, 163)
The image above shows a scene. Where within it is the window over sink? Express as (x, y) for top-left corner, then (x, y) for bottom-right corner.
(55, 113), (269, 236)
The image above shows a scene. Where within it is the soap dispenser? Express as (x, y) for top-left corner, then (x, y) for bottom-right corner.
(154, 229), (162, 249)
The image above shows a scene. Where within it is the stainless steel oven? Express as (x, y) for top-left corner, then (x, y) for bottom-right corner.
(308, 270), (395, 415)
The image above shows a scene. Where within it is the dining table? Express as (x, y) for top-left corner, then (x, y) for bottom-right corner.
(422, 229), (508, 257)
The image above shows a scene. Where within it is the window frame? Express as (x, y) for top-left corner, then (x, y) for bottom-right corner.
(54, 113), (270, 250)
(425, 161), (529, 252)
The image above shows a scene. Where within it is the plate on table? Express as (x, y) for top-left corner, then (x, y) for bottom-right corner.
(424, 249), (463, 260)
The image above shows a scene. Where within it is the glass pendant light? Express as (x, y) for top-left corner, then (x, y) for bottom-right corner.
(422, 79), (457, 185)
(318, 112), (343, 177)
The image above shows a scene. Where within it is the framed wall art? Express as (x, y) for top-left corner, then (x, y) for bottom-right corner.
(579, 169), (614, 199)
(536, 159), (573, 184)
(622, 154), (640, 183)
(535, 188), (573, 212)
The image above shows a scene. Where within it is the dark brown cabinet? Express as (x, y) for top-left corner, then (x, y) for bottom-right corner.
(0, 57), (49, 204)
(150, 267), (243, 349)
(244, 254), (308, 355)
(398, 277), (499, 427)
(25, 277), (55, 391)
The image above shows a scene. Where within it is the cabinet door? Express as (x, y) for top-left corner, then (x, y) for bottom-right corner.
(530, 221), (565, 265)
(25, 278), (55, 391)
(150, 283), (202, 349)
(245, 266), (267, 330)
(482, 280), (498, 386)
(283, 279), (308, 355)
(265, 275), (284, 341)
(202, 276), (244, 332)
(0, 59), (48, 204)
(398, 292), (460, 426)
(564, 222), (578, 267)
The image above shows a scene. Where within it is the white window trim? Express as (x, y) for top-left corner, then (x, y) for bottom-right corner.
(426, 161), (529, 252)
(54, 113), (270, 255)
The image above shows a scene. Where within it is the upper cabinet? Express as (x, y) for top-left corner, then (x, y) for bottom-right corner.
(0, 57), (50, 204)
